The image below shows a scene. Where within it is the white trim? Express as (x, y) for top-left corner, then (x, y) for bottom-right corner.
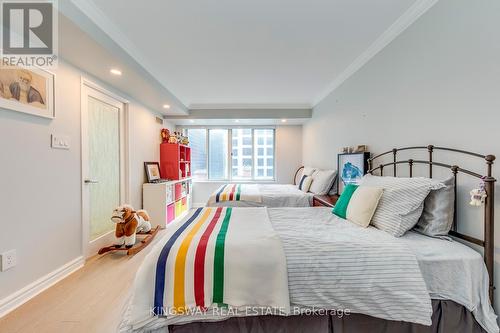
(189, 103), (313, 110)
(0, 256), (84, 318)
(81, 77), (130, 104)
(312, 0), (440, 106)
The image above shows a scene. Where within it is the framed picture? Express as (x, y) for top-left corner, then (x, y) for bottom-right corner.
(337, 152), (370, 194)
(0, 65), (55, 119)
(144, 162), (161, 183)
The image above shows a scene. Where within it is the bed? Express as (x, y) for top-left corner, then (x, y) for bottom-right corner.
(119, 145), (497, 333)
(206, 167), (336, 207)
(206, 183), (314, 207)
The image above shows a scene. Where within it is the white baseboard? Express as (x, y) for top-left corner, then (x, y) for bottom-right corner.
(0, 256), (84, 318)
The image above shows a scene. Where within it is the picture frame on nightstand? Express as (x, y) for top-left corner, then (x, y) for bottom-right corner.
(337, 152), (370, 194)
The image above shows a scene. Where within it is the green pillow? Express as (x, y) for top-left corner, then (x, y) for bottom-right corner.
(332, 184), (359, 219)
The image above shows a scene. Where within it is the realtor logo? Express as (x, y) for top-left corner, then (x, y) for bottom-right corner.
(1, 0), (58, 68)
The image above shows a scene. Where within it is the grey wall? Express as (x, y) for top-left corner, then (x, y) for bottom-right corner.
(303, 0), (500, 309)
(0, 61), (164, 301)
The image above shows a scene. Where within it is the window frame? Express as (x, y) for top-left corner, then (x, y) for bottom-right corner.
(184, 126), (276, 182)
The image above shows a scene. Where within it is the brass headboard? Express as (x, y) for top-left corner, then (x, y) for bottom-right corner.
(367, 145), (496, 302)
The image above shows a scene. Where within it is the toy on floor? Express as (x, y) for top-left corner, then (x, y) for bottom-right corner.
(98, 204), (160, 256)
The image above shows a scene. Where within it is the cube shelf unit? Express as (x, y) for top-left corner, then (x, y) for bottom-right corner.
(143, 178), (192, 228)
(160, 143), (191, 180)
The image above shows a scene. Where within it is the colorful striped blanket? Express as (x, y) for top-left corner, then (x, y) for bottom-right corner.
(152, 207), (289, 316)
(207, 184), (262, 205)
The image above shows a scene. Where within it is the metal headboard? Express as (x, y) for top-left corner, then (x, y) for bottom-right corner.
(367, 145), (496, 302)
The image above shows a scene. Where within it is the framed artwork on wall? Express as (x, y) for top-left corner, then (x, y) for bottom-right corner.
(337, 152), (370, 194)
(0, 65), (55, 119)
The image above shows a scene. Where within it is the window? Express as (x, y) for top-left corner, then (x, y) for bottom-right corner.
(208, 129), (229, 180)
(254, 129), (274, 180)
(189, 129), (207, 179)
(186, 128), (275, 181)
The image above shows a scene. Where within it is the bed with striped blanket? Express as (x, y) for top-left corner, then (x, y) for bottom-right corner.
(206, 184), (313, 207)
(119, 206), (472, 333)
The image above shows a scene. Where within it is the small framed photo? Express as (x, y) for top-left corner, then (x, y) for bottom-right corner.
(0, 65), (55, 119)
(337, 152), (370, 194)
(144, 162), (161, 183)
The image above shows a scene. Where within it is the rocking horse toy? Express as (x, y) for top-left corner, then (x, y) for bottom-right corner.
(98, 204), (160, 255)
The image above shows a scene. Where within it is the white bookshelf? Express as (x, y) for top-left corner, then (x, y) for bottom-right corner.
(143, 178), (192, 228)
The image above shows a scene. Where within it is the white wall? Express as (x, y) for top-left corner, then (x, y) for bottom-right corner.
(303, 0), (500, 308)
(192, 125), (303, 205)
(0, 60), (165, 302)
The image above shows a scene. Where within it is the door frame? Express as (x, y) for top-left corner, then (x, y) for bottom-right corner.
(80, 78), (130, 258)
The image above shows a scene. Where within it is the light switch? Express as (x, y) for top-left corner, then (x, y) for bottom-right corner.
(51, 134), (70, 150)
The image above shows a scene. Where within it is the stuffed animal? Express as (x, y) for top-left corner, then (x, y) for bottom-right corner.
(111, 204), (152, 248)
(470, 189), (487, 206)
(161, 128), (170, 143)
(470, 177), (488, 206)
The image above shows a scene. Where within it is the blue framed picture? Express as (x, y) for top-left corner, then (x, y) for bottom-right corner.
(337, 152), (370, 194)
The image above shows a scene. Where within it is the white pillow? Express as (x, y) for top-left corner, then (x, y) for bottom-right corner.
(359, 175), (445, 237)
(309, 169), (337, 195)
(302, 166), (316, 177)
(297, 175), (313, 192)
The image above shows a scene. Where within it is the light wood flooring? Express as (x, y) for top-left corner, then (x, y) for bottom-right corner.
(0, 230), (166, 333)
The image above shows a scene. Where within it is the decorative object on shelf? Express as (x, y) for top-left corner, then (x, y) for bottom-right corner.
(98, 204), (159, 256)
(470, 177), (487, 206)
(0, 65), (55, 119)
(161, 128), (170, 143)
(168, 132), (178, 144)
(354, 145), (368, 153)
(181, 134), (189, 145)
(144, 162), (162, 182)
(337, 152), (370, 194)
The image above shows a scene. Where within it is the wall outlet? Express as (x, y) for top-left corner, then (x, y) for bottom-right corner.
(51, 134), (70, 150)
(1, 249), (17, 271)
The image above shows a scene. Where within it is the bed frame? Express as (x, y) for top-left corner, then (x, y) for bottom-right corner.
(367, 145), (496, 302)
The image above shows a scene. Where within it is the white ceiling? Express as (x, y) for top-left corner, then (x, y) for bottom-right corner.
(71, 0), (419, 109)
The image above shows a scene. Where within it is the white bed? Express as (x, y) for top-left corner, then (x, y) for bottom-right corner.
(206, 184), (314, 207)
(119, 207), (498, 333)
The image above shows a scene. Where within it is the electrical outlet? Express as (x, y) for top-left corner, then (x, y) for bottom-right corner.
(1, 249), (17, 271)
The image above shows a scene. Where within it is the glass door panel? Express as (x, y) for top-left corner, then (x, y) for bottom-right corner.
(88, 96), (120, 240)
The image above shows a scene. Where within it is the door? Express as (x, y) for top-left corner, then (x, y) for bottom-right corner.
(81, 81), (128, 257)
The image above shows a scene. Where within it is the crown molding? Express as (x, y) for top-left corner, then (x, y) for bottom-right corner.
(188, 103), (312, 110)
(312, 0), (440, 106)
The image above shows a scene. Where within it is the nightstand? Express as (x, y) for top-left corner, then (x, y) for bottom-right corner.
(312, 194), (339, 208)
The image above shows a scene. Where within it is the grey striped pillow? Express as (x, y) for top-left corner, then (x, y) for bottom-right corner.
(359, 175), (445, 237)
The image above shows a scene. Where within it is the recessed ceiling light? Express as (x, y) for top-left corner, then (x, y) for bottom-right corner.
(189, 119), (195, 123)
(110, 68), (122, 76)
(234, 119), (240, 123)
(281, 119), (287, 123)
(163, 104), (171, 109)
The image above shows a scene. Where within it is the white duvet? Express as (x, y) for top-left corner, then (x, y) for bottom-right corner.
(207, 184), (313, 207)
(119, 208), (499, 333)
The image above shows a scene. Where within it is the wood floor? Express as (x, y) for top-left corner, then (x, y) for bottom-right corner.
(0, 230), (166, 333)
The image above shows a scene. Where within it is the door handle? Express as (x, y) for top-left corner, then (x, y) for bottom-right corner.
(84, 179), (99, 184)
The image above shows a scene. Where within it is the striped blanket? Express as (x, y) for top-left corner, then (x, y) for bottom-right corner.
(153, 207), (289, 316)
(207, 184), (262, 205)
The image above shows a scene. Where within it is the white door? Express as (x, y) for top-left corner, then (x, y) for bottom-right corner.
(81, 81), (128, 257)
